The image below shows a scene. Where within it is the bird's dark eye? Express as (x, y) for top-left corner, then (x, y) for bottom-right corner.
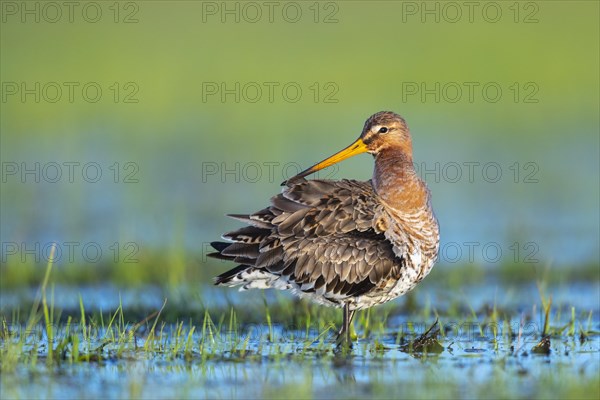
(378, 127), (388, 134)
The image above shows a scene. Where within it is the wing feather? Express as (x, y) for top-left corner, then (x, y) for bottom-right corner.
(212, 179), (406, 302)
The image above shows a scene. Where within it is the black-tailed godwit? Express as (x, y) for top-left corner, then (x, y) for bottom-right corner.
(209, 111), (440, 345)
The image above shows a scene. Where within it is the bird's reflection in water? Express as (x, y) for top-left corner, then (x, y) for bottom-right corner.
(331, 352), (356, 384)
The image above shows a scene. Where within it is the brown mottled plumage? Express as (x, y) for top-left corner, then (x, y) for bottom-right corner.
(209, 111), (440, 345)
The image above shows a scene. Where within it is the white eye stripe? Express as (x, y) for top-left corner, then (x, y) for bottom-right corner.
(372, 125), (389, 134)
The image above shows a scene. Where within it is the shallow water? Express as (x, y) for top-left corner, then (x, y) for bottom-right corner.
(2, 279), (599, 399)
(1, 317), (599, 400)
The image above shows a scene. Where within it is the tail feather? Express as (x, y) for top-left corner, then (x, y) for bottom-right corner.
(223, 226), (271, 244)
(207, 241), (236, 261)
(210, 241), (229, 252)
(214, 265), (290, 291)
(214, 265), (249, 285)
(210, 208), (286, 290)
(207, 252), (233, 261)
(227, 214), (273, 229)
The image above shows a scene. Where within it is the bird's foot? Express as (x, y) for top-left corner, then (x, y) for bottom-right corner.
(335, 336), (353, 352)
(335, 328), (353, 350)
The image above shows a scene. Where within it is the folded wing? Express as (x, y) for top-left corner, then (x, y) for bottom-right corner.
(210, 179), (405, 303)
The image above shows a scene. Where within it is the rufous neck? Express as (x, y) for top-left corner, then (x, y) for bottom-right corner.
(372, 147), (428, 212)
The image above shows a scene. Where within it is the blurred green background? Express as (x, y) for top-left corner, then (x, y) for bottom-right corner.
(1, 1), (598, 294)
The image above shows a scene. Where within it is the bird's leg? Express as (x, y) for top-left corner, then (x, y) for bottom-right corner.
(337, 304), (356, 347)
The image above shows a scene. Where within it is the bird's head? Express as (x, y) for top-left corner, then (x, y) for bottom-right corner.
(283, 111), (412, 185)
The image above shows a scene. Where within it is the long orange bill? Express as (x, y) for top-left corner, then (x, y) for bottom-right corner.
(282, 137), (368, 185)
